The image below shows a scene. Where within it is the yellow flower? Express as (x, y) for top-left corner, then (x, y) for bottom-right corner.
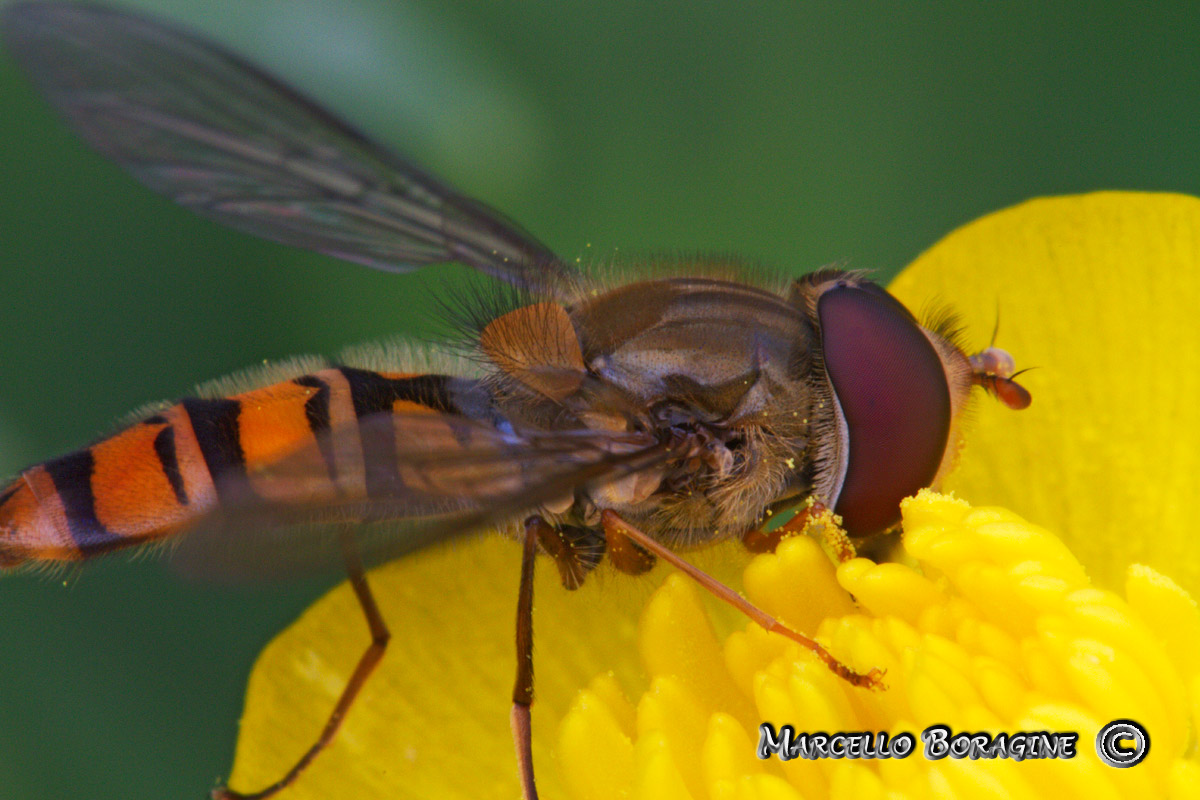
(225, 193), (1200, 799)
(560, 492), (1200, 799)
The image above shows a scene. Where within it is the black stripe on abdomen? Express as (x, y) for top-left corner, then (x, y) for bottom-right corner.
(293, 374), (336, 482)
(339, 368), (401, 499)
(43, 449), (122, 555)
(153, 425), (188, 505)
(181, 397), (251, 505)
(389, 374), (457, 413)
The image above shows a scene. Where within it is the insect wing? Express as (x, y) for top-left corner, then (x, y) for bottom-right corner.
(172, 409), (670, 580)
(1, 3), (571, 292)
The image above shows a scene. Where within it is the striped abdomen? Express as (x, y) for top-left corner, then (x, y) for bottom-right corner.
(0, 367), (469, 568)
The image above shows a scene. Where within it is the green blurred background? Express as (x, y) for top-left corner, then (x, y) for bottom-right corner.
(2, 1), (1200, 798)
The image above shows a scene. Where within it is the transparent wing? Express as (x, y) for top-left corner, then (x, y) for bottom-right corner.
(172, 410), (676, 581)
(1, 3), (572, 292)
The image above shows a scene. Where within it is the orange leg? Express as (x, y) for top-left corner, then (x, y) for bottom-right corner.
(742, 500), (858, 563)
(742, 499), (830, 553)
(213, 529), (391, 800)
(603, 510), (883, 689)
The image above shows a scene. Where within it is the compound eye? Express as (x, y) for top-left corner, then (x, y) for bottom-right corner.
(817, 283), (951, 536)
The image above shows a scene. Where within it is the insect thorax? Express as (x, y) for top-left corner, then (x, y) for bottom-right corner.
(485, 275), (835, 550)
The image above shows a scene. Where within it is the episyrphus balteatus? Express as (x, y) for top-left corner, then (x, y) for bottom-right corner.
(0, 4), (1031, 799)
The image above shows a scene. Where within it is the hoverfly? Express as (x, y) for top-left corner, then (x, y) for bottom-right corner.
(0, 3), (1031, 799)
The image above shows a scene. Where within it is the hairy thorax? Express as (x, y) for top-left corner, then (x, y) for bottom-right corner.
(485, 276), (837, 549)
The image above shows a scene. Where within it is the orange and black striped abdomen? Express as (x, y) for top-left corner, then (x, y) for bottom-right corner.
(0, 367), (469, 568)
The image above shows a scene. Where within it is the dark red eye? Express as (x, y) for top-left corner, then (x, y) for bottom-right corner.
(817, 283), (951, 536)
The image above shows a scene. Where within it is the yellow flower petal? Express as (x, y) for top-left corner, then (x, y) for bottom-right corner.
(639, 574), (750, 721)
(1125, 564), (1200, 682)
(635, 730), (696, 800)
(702, 713), (764, 791)
(558, 676), (635, 800)
(744, 536), (858, 633)
(888, 192), (1200, 594)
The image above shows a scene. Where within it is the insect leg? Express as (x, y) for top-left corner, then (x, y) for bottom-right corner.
(742, 499), (834, 554)
(533, 518), (607, 590)
(512, 517), (544, 800)
(744, 500), (860, 563)
(213, 528), (392, 800)
(601, 510), (885, 690)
